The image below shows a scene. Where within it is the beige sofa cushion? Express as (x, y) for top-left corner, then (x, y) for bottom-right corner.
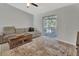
(16, 28), (25, 34)
(24, 28), (29, 32)
(27, 30), (41, 38)
(2, 33), (17, 43)
(3, 34), (16, 39)
(3, 26), (16, 35)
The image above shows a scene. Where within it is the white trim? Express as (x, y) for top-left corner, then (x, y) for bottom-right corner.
(58, 39), (77, 47)
(42, 36), (77, 48)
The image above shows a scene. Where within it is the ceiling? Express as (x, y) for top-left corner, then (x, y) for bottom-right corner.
(8, 3), (74, 15)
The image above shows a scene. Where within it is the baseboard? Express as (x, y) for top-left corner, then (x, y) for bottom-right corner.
(57, 39), (76, 47)
(41, 36), (77, 48)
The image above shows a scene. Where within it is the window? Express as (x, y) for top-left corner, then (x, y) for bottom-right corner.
(42, 15), (57, 37)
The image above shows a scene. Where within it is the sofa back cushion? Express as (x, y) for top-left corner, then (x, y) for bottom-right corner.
(24, 28), (29, 32)
(16, 28), (25, 34)
(3, 26), (16, 35)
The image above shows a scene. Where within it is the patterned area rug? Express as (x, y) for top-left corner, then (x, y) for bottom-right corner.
(2, 36), (77, 56)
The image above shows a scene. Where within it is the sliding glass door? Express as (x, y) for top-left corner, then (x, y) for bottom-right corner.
(42, 15), (57, 37)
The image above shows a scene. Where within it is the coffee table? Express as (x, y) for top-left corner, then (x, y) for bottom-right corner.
(8, 34), (32, 49)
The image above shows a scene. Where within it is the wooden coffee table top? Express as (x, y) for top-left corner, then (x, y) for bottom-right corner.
(8, 33), (31, 40)
(8, 33), (32, 49)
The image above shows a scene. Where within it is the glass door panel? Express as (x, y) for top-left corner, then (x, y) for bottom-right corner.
(43, 15), (57, 37)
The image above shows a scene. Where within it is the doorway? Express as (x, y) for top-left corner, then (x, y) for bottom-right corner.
(42, 15), (57, 38)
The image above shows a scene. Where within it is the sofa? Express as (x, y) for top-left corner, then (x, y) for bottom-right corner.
(0, 26), (41, 44)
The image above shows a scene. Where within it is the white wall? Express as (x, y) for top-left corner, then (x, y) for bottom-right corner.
(34, 4), (79, 45)
(0, 4), (33, 32)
